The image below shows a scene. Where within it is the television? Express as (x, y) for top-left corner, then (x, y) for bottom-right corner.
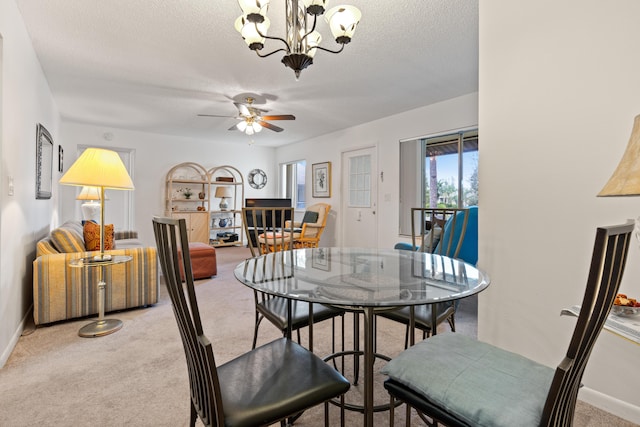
(244, 198), (292, 208)
(243, 199), (293, 246)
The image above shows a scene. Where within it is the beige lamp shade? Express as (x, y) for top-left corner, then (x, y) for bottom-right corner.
(599, 115), (640, 197)
(60, 148), (134, 190)
(215, 187), (233, 198)
(76, 186), (109, 201)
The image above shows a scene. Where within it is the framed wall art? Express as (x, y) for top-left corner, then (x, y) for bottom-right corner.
(58, 145), (64, 173)
(312, 161), (331, 198)
(35, 123), (53, 199)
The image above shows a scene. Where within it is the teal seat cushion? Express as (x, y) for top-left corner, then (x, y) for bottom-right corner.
(381, 333), (555, 427)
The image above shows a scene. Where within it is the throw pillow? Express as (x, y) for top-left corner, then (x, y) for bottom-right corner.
(83, 222), (115, 251)
(302, 210), (319, 224)
(50, 226), (86, 253)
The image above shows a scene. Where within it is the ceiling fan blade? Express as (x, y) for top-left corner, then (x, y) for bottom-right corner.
(261, 114), (295, 121)
(259, 121), (284, 132)
(234, 103), (251, 117)
(228, 123), (240, 131)
(198, 114), (235, 118)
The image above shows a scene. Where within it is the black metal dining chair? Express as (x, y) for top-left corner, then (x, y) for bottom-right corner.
(382, 221), (633, 426)
(152, 216), (350, 427)
(242, 206), (346, 352)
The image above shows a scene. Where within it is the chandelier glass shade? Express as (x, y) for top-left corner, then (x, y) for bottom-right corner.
(235, 0), (361, 79)
(236, 117), (263, 135)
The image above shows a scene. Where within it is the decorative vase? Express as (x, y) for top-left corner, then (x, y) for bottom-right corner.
(218, 218), (228, 228)
(198, 192), (205, 200)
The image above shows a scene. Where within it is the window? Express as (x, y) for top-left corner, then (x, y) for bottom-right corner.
(399, 129), (478, 235)
(280, 160), (306, 209)
(348, 155), (371, 207)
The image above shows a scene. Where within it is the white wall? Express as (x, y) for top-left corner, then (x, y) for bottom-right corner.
(59, 123), (277, 247)
(480, 0), (640, 422)
(0, 0), (60, 366)
(275, 92), (479, 248)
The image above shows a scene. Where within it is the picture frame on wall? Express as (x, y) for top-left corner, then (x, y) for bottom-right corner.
(312, 161), (331, 198)
(58, 145), (64, 173)
(35, 123), (53, 199)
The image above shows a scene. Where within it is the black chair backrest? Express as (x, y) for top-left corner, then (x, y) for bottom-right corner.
(411, 207), (469, 257)
(541, 221), (633, 426)
(242, 207), (295, 257)
(152, 216), (223, 427)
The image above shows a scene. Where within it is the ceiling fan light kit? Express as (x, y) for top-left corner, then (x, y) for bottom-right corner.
(199, 96), (295, 135)
(235, 0), (361, 79)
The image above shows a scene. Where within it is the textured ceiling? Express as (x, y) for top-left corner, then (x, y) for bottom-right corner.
(16, 0), (478, 147)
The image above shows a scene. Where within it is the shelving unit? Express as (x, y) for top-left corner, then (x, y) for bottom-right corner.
(165, 162), (245, 247)
(165, 162), (210, 244)
(208, 165), (244, 247)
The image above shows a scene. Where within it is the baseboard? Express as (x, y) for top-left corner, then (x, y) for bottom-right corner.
(0, 305), (33, 368)
(579, 386), (640, 424)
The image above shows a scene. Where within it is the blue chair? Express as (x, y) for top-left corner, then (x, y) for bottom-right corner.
(386, 207), (478, 347)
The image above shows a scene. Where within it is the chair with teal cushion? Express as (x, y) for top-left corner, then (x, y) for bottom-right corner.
(382, 221), (633, 426)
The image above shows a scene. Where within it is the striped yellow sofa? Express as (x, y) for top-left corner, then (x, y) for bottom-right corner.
(33, 220), (159, 325)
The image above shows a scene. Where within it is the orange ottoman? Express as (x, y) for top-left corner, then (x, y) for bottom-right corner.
(185, 242), (217, 280)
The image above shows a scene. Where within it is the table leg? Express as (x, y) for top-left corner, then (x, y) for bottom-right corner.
(78, 265), (123, 338)
(363, 306), (375, 427)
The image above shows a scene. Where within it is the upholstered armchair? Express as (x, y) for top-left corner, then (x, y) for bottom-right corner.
(285, 203), (330, 248)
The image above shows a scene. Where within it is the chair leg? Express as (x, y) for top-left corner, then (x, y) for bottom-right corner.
(389, 394), (395, 426)
(190, 400), (197, 427)
(447, 312), (456, 332)
(252, 312), (264, 349)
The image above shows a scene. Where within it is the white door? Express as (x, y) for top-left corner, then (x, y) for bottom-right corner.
(341, 146), (378, 247)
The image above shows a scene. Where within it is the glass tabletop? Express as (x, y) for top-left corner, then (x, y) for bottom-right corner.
(69, 254), (133, 268)
(234, 247), (490, 307)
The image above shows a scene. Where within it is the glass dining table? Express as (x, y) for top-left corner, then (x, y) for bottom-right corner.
(234, 247), (490, 427)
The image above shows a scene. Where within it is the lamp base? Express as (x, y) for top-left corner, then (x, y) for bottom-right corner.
(78, 318), (123, 337)
(81, 201), (101, 223)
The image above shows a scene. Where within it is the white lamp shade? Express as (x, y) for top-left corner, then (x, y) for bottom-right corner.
(302, 0), (327, 9)
(76, 186), (109, 201)
(599, 114), (640, 196)
(238, 0), (270, 15)
(325, 5), (361, 41)
(60, 148), (134, 190)
(235, 16), (271, 46)
(215, 187), (233, 198)
(305, 30), (322, 57)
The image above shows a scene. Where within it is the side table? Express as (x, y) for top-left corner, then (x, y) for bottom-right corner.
(69, 255), (132, 337)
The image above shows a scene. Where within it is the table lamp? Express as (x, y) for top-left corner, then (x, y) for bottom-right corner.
(60, 148), (134, 261)
(598, 115), (640, 197)
(215, 186), (233, 210)
(76, 185), (108, 223)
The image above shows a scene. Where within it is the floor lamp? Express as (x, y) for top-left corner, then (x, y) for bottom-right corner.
(60, 148), (134, 336)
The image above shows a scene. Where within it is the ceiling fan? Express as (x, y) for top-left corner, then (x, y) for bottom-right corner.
(198, 97), (295, 135)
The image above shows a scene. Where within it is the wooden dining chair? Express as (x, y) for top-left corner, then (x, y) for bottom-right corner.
(242, 206), (345, 351)
(382, 221), (633, 427)
(152, 216), (350, 427)
(383, 208), (471, 346)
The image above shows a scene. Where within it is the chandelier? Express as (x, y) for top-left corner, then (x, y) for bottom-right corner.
(235, 0), (362, 79)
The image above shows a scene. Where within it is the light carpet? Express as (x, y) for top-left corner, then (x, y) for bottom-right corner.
(0, 246), (635, 426)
